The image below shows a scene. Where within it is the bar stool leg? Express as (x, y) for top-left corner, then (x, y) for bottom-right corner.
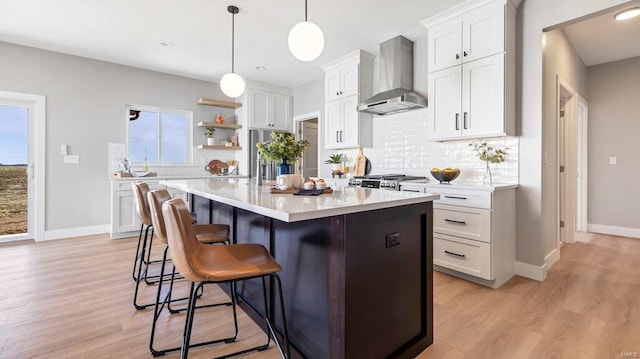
(132, 223), (145, 281)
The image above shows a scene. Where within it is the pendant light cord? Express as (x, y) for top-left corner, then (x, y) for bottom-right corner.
(231, 10), (235, 73)
(305, 0), (308, 21)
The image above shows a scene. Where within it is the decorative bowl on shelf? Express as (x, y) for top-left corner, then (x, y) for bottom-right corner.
(430, 168), (461, 183)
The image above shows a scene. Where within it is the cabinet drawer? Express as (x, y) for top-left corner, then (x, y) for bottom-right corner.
(115, 180), (160, 191)
(434, 205), (490, 243)
(434, 234), (491, 280)
(426, 187), (492, 209)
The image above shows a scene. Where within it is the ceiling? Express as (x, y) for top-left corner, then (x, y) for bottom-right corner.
(0, 0), (465, 89)
(2, 1), (640, 91)
(561, 2), (640, 66)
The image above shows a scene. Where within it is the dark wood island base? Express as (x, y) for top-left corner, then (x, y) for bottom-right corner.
(193, 194), (434, 359)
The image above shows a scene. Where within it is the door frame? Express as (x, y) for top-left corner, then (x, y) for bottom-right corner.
(576, 95), (588, 232)
(0, 91), (46, 241)
(293, 111), (322, 176)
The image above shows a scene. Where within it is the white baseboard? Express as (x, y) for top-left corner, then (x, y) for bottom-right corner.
(43, 224), (110, 241)
(544, 248), (560, 270)
(515, 261), (546, 281)
(587, 224), (640, 239)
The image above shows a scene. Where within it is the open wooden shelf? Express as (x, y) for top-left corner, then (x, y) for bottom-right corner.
(197, 144), (243, 151)
(197, 98), (242, 109)
(196, 121), (242, 130)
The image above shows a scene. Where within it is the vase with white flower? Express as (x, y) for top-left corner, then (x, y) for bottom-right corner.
(469, 140), (507, 186)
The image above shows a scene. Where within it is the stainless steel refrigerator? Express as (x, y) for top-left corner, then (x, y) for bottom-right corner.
(248, 129), (283, 181)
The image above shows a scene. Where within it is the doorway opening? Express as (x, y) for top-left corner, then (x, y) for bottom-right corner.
(0, 91), (46, 243)
(294, 111), (321, 179)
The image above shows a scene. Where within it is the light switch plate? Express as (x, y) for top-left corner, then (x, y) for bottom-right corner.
(609, 157), (617, 165)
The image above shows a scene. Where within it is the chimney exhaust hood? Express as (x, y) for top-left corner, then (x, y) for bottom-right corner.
(357, 36), (427, 116)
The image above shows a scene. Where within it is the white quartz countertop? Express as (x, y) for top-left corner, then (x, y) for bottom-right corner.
(161, 178), (439, 223)
(110, 174), (248, 181)
(400, 179), (518, 191)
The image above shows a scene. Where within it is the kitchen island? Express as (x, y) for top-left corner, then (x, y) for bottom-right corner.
(161, 178), (438, 359)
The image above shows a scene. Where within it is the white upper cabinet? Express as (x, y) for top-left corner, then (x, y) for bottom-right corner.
(247, 87), (292, 131)
(321, 50), (374, 149)
(427, 0), (505, 73)
(423, 0), (516, 141)
(325, 62), (359, 102)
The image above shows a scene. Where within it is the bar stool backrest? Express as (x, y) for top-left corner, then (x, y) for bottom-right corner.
(132, 182), (153, 226)
(162, 198), (206, 283)
(147, 189), (173, 245)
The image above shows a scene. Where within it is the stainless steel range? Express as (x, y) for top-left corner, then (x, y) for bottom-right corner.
(348, 174), (427, 191)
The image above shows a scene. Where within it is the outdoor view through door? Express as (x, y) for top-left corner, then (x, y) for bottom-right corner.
(0, 105), (28, 237)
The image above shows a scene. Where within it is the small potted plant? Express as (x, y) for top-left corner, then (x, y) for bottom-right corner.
(325, 153), (346, 172)
(204, 127), (215, 145)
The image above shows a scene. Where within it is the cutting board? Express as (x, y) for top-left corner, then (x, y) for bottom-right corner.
(354, 147), (367, 176)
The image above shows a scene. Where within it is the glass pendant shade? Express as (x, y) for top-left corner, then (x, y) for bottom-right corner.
(220, 72), (246, 98)
(288, 20), (324, 61)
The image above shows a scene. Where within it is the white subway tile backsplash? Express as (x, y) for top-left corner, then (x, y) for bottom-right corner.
(337, 109), (518, 184)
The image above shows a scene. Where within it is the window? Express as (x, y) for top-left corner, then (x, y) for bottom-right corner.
(127, 105), (192, 165)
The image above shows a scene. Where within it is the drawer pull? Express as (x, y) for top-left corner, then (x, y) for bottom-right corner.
(444, 250), (466, 258)
(444, 195), (467, 200)
(444, 218), (466, 225)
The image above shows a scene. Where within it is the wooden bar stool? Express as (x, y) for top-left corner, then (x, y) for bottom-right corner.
(162, 198), (290, 359)
(147, 189), (231, 356)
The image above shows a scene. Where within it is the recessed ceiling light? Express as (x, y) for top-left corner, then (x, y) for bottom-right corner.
(255, 66), (266, 71)
(614, 7), (640, 21)
(160, 41), (174, 47)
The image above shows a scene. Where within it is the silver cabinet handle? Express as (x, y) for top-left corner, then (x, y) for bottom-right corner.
(463, 51), (468, 57)
(444, 195), (467, 200)
(444, 218), (466, 225)
(336, 131), (339, 143)
(339, 131), (343, 142)
(455, 53), (460, 60)
(444, 250), (466, 258)
(455, 113), (460, 130)
(463, 112), (468, 129)
(403, 189), (421, 192)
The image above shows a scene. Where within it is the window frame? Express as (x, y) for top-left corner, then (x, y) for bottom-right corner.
(125, 104), (193, 167)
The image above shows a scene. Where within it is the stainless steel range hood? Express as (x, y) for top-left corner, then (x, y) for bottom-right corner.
(357, 36), (427, 116)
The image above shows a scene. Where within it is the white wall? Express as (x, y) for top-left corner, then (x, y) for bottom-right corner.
(541, 28), (587, 257)
(586, 56), (640, 235)
(0, 41), (234, 234)
(516, 0), (628, 270)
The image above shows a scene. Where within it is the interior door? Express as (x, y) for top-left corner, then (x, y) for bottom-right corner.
(300, 121), (318, 178)
(0, 92), (44, 242)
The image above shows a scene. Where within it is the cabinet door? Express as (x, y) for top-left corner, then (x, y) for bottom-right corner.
(250, 90), (271, 129)
(340, 62), (359, 98)
(427, 21), (462, 73)
(325, 67), (342, 102)
(462, 1), (504, 63)
(324, 100), (342, 149)
(339, 95), (359, 148)
(272, 94), (291, 131)
(112, 190), (140, 234)
(428, 66), (462, 140)
(462, 54), (504, 138)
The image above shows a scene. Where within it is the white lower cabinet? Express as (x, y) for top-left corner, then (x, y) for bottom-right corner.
(110, 179), (189, 239)
(400, 183), (517, 288)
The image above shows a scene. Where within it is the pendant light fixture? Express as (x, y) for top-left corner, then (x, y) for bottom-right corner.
(288, 0), (324, 62)
(614, 7), (640, 21)
(220, 5), (246, 98)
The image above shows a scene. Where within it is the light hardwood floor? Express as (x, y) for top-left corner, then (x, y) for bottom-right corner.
(1, 232), (639, 358)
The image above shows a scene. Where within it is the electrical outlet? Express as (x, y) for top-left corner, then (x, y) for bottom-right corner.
(64, 155), (80, 164)
(609, 157), (617, 165)
(385, 233), (400, 248)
